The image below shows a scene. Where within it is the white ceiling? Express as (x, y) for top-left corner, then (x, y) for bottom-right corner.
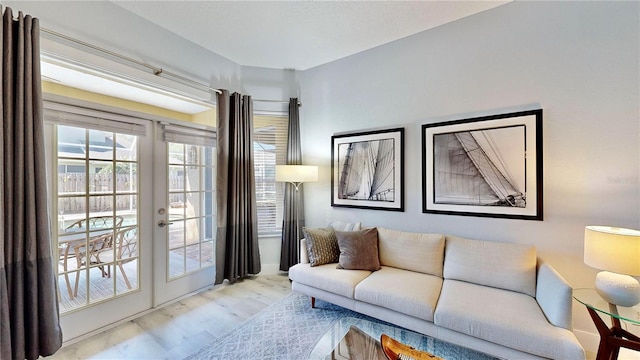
(112, 1), (510, 70)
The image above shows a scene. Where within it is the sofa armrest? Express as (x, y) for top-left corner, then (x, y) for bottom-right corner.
(536, 259), (573, 330)
(300, 238), (309, 264)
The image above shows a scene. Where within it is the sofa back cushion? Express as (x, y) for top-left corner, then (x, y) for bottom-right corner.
(329, 221), (362, 231)
(377, 227), (445, 277)
(443, 235), (537, 297)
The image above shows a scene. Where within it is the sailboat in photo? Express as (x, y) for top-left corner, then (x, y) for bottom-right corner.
(433, 129), (525, 208)
(338, 139), (395, 202)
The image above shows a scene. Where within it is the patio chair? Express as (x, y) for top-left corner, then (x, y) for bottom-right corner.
(95, 225), (138, 290)
(61, 231), (115, 298)
(59, 215), (124, 298)
(64, 215), (124, 232)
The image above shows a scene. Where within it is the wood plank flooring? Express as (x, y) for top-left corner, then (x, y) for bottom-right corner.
(47, 273), (292, 359)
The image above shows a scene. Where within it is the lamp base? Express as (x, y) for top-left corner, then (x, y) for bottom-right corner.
(595, 271), (640, 307)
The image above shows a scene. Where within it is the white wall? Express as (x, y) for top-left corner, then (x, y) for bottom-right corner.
(300, 1), (639, 348)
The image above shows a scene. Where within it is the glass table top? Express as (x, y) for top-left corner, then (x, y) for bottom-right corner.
(573, 288), (640, 325)
(307, 316), (496, 360)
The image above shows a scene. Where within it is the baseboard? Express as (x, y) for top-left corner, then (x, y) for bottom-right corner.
(260, 263), (282, 275)
(576, 328), (640, 360)
(575, 329), (598, 359)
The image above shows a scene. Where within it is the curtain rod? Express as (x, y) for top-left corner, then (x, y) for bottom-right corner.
(40, 27), (302, 106)
(253, 99), (301, 106)
(41, 27), (222, 94)
(41, 26), (302, 106)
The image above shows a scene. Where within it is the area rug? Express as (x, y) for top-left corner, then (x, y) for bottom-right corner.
(184, 292), (498, 360)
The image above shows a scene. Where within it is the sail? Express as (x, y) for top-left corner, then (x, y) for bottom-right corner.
(433, 131), (524, 207)
(369, 139), (394, 201)
(338, 139), (395, 202)
(339, 143), (362, 198)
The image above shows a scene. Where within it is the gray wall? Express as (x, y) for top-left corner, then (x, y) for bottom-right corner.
(5, 0), (640, 349)
(300, 1), (639, 342)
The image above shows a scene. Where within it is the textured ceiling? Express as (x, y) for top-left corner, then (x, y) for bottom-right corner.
(112, 1), (510, 70)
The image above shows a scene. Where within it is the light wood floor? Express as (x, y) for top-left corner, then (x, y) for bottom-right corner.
(47, 273), (292, 359)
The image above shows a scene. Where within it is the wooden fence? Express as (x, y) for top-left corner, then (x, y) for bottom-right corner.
(58, 173), (146, 214)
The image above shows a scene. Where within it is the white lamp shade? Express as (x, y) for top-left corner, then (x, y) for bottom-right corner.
(584, 226), (640, 276)
(275, 165), (318, 183)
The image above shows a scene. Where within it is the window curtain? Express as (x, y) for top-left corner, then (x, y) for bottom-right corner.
(215, 90), (261, 284)
(0, 6), (63, 360)
(279, 98), (304, 271)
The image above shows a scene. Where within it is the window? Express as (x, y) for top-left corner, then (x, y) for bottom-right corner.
(253, 114), (288, 236)
(51, 120), (142, 313)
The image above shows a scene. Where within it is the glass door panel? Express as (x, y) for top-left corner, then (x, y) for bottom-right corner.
(48, 114), (153, 342)
(154, 130), (216, 306)
(56, 125), (141, 312)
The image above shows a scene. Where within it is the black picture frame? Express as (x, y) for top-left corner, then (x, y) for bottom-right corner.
(422, 109), (543, 220)
(331, 127), (404, 212)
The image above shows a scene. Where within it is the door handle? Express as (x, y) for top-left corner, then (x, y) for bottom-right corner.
(158, 220), (174, 227)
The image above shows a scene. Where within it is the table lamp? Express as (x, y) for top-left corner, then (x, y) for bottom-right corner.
(584, 226), (640, 307)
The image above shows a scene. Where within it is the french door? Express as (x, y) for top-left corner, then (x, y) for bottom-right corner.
(153, 122), (217, 305)
(45, 103), (216, 341)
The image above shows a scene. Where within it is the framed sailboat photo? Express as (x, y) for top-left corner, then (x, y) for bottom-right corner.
(332, 127), (404, 211)
(422, 109), (543, 220)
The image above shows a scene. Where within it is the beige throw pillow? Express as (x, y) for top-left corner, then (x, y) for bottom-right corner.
(336, 228), (381, 271)
(303, 227), (339, 267)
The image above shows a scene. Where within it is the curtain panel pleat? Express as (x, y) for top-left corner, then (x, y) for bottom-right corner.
(0, 6), (63, 360)
(280, 98), (304, 271)
(215, 91), (261, 284)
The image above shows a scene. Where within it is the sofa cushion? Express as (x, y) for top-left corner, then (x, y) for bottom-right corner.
(303, 227), (340, 266)
(289, 263), (371, 299)
(443, 235), (537, 296)
(354, 266), (443, 321)
(434, 280), (585, 360)
(377, 227), (445, 277)
(336, 228), (381, 271)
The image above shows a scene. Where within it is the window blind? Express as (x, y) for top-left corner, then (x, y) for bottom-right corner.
(44, 102), (147, 136)
(162, 123), (216, 147)
(253, 114), (289, 236)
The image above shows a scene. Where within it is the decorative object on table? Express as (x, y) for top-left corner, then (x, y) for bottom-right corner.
(584, 225), (640, 307)
(381, 333), (443, 360)
(421, 109), (543, 220)
(276, 164), (319, 262)
(341, 326), (387, 360)
(331, 127), (404, 211)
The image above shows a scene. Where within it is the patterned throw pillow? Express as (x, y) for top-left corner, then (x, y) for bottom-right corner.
(303, 227), (340, 267)
(335, 228), (381, 271)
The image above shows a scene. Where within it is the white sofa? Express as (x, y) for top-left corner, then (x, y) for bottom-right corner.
(288, 227), (585, 360)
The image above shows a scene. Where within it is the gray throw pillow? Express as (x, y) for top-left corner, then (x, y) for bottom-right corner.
(303, 227), (339, 267)
(336, 228), (381, 271)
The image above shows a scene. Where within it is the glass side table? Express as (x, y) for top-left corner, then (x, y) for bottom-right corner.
(574, 288), (640, 360)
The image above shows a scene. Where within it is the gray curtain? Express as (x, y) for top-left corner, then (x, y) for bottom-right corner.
(215, 91), (261, 284)
(0, 6), (63, 360)
(279, 98), (304, 271)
